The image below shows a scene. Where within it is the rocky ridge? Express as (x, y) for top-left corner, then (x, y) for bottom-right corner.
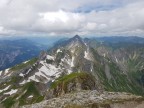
(22, 90), (144, 108)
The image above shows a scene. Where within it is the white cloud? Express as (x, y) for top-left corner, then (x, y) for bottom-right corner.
(0, 0), (144, 37)
(31, 10), (85, 35)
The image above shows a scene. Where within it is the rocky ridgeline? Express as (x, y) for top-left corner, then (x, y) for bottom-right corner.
(22, 90), (144, 108)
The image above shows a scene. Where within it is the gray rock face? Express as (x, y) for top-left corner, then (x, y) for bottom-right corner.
(21, 90), (144, 108)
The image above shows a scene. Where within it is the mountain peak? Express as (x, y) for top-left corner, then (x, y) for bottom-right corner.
(67, 35), (85, 47)
(69, 35), (84, 44)
(72, 35), (81, 40)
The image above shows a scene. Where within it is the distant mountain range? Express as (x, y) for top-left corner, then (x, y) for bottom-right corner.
(95, 36), (144, 44)
(0, 39), (48, 71)
(1, 35), (144, 108)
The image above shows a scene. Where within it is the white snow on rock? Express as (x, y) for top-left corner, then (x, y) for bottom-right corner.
(84, 42), (87, 47)
(84, 46), (93, 61)
(19, 68), (32, 78)
(5, 68), (11, 76)
(19, 73), (24, 77)
(91, 64), (93, 72)
(1, 97), (7, 102)
(0, 70), (2, 76)
(71, 49), (75, 53)
(28, 75), (40, 82)
(0, 68), (12, 78)
(67, 69), (72, 74)
(84, 51), (88, 59)
(39, 61), (61, 77)
(71, 57), (74, 67)
(0, 85), (11, 93)
(84, 50), (92, 61)
(19, 52), (74, 84)
(47, 55), (54, 60)
(57, 49), (62, 53)
(19, 80), (27, 85)
(22, 59), (63, 84)
(4, 89), (17, 95)
(4, 68), (9, 75)
(115, 56), (118, 63)
(28, 95), (33, 98)
(26, 69), (32, 75)
(103, 53), (106, 57)
(60, 56), (73, 74)
(84, 43), (89, 60)
(23, 60), (29, 64)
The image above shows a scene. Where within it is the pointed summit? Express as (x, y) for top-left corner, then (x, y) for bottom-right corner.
(73, 35), (81, 39)
(50, 35), (83, 49)
(70, 35), (83, 42)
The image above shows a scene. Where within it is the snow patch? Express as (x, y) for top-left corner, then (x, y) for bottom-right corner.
(28, 75), (40, 82)
(25, 60), (62, 83)
(5, 68), (11, 76)
(67, 69), (72, 74)
(71, 57), (75, 67)
(26, 69), (32, 75)
(23, 60), (29, 64)
(0, 68), (11, 77)
(0, 70), (2, 76)
(1, 97), (7, 102)
(84, 45), (92, 61)
(47, 55), (54, 60)
(84, 42), (87, 46)
(4, 89), (17, 95)
(60, 56), (73, 74)
(19, 80), (27, 85)
(19, 73), (24, 77)
(57, 49), (62, 53)
(4, 68), (10, 75)
(103, 53), (106, 57)
(0, 85), (11, 93)
(84, 51), (88, 59)
(115, 57), (118, 63)
(39, 63), (60, 76)
(20, 52), (74, 84)
(71, 49), (75, 53)
(28, 95), (33, 98)
(91, 64), (93, 72)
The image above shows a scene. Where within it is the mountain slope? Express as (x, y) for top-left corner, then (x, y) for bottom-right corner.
(0, 35), (144, 107)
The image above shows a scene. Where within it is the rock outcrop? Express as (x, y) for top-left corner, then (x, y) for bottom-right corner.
(22, 90), (144, 108)
(46, 72), (101, 99)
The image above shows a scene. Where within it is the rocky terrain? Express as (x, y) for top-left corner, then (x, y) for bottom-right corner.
(22, 90), (144, 108)
(1, 35), (144, 108)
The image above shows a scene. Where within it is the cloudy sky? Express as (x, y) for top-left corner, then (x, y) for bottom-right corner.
(0, 0), (144, 37)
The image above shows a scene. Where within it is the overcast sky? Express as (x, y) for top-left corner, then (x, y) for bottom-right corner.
(0, 0), (144, 37)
